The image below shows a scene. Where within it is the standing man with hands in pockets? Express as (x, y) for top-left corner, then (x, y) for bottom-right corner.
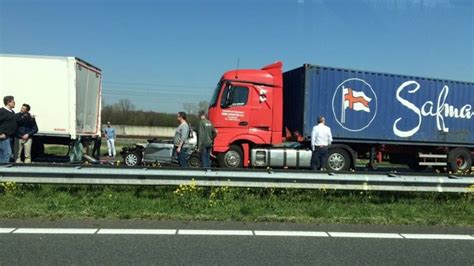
(15, 103), (38, 163)
(311, 116), (333, 171)
(197, 110), (217, 168)
(104, 121), (116, 158)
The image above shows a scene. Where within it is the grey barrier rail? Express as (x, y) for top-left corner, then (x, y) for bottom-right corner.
(0, 165), (473, 193)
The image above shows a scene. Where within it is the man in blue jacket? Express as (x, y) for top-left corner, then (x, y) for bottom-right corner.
(15, 103), (38, 163)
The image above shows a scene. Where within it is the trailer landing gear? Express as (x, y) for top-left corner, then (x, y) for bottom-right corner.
(366, 146), (377, 170)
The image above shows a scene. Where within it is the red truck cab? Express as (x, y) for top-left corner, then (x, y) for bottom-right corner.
(209, 61), (474, 173)
(208, 62), (284, 167)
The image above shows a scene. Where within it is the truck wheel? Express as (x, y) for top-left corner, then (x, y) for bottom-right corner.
(188, 152), (201, 168)
(326, 148), (350, 171)
(218, 145), (243, 168)
(124, 152), (142, 167)
(448, 148), (472, 173)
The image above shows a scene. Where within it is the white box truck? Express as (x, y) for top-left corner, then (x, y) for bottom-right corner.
(0, 54), (102, 160)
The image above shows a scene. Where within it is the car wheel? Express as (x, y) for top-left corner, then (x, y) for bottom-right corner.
(124, 152), (142, 167)
(188, 152), (201, 168)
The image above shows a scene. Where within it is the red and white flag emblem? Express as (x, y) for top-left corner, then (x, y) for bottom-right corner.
(343, 87), (372, 112)
(340, 86), (372, 123)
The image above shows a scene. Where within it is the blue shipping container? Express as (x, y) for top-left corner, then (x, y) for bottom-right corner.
(283, 64), (474, 147)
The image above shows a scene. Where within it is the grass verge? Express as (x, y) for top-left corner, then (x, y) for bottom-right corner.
(0, 182), (472, 226)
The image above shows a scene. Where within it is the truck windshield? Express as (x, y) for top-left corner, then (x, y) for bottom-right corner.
(209, 81), (222, 107)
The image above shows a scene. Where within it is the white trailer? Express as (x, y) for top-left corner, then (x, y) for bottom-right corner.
(0, 54), (102, 158)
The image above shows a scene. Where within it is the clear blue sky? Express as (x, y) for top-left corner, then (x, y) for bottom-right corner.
(1, 0), (473, 112)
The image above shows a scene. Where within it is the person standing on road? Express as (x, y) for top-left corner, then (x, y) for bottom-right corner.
(15, 104), (38, 163)
(92, 134), (102, 160)
(174, 112), (190, 168)
(197, 110), (217, 168)
(103, 121), (116, 158)
(0, 96), (17, 163)
(311, 116), (333, 171)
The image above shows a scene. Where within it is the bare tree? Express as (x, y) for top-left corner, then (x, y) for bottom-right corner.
(197, 101), (209, 113)
(118, 98), (135, 112)
(182, 102), (198, 115)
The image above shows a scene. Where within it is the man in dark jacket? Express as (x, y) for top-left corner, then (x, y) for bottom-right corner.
(92, 134), (102, 160)
(197, 110), (217, 168)
(15, 103), (38, 163)
(0, 96), (17, 163)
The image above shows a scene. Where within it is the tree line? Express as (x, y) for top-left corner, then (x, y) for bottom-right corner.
(101, 99), (209, 127)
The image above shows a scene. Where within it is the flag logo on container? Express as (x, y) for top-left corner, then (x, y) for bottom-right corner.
(341, 87), (372, 122)
(332, 78), (378, 132)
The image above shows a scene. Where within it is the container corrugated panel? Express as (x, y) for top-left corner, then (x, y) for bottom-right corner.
(283, 65), (474, 146)
(283, 66), (306, 136)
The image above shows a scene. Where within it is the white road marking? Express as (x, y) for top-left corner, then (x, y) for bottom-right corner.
(2, 227), (472, 240)
(0, 228), (16, 233)
(254, 231), (328, 237)
(178, 230), (253, 236)
(97, 229), (176, 235)
(328, 232), (403, 239)
(401, 234), (474, 240)
(14, 228), (98, 234)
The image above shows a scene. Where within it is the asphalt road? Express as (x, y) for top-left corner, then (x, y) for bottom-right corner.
(0, 220), (473, 265)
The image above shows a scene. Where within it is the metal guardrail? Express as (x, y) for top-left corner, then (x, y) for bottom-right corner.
(0, 165), (473, 193)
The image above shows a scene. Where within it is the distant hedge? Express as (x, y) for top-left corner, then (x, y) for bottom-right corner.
(101, 106), (199, 127)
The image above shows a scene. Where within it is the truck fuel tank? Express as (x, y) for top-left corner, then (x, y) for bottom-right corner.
(251, 148), (312, 168)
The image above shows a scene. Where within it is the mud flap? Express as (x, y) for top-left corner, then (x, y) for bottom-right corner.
(69, 137), (83, 163)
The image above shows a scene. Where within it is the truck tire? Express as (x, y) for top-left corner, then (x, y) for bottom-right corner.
(326, 148), (350, 171)
(188, 152), (201, 168)
(218, 145), (243, 168)
(124, 151), (142, 167)
(448, 148), (472, 173)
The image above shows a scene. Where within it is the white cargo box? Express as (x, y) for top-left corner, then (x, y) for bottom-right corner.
(0, 54), (102, 140)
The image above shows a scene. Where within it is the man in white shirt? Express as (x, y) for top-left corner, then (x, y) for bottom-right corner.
(311, 116), (333, 171)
